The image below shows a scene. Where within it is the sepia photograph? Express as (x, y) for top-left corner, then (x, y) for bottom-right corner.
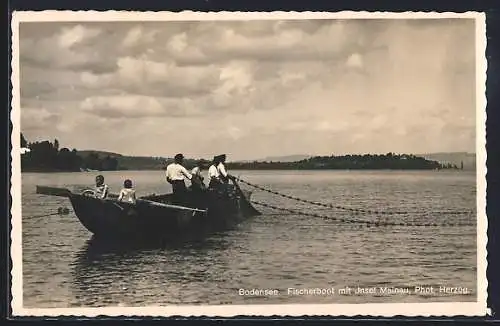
(10, 11), (487, 317)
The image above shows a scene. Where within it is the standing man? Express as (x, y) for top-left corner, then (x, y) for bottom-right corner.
(166, 153), (192, 204)
(208, 156), (221, 189)
(217, 154), (236, 182)
(216, 154), (230, 183)
(208, 154), (235, 190)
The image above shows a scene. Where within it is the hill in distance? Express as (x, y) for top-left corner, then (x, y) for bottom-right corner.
(78, 150), (123, 157)
(78, 150), (167, 170)
(78, 150), (211, 170)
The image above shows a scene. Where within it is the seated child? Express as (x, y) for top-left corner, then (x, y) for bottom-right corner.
(94, 175), (109, 199)
(118, 179), (137, 204)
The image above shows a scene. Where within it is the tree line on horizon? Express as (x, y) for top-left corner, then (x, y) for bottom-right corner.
(20, 133), (119, 172)
(226, 153), (458, 170)
(20, 134), (459, 172)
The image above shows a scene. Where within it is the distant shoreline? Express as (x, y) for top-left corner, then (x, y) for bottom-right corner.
(20, 168), (475, 174)
(19, 135), (475, 173)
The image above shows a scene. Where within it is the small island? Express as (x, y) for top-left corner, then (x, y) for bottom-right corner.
(19, 134), (462, 172)
(226, 153), (456, 170)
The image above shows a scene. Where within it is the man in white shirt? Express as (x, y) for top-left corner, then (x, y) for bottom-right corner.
(217, 154), (230, 182)
(208, 157), (220, 189)
(166, 153), (192, 203)
(208, 154), (235, 189)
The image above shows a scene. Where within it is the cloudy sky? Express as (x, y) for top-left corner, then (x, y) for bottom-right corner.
(18, 18), (477, 161)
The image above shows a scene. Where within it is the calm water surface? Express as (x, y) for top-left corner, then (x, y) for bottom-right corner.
(21, 170), (477, 307)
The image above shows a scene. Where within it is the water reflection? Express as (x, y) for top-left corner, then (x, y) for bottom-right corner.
(70, 234), (234, 307)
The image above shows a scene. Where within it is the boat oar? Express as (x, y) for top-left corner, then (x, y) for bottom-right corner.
(112, 202), (125, 211)
(36, 185), (72, 197)
(140, 199), (208, 214)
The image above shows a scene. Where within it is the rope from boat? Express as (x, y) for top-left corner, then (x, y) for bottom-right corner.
(236, 178), (475, 216)
(250, 200), (476, 228)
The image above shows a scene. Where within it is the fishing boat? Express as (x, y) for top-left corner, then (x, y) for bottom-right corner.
(36, 182), (261, 241)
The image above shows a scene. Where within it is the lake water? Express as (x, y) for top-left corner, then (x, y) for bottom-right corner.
(19, 170), (478, 308)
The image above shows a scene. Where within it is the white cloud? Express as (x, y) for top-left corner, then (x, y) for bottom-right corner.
(21, 107), (61, 132)
(226, 126), (245, 140)
(58, 24), (101, 49)
(122, 26), (142, 47)
(20, 24), (115, 73)
(167, 32), (188, 52)
(214, 61), (255, 105)
(81, 95), (165, 118)
(122, 26), (159, 48)
(346, 53), (363, 68)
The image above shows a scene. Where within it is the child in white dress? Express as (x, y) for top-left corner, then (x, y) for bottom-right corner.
(118, 179), (136, 204)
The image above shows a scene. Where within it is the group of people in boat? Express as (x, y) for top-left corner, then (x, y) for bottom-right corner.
(91, 153), (235, 206)
(165, 153), (236, 204)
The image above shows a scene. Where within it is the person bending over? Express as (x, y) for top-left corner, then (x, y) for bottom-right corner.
(190, 162), (207, 191)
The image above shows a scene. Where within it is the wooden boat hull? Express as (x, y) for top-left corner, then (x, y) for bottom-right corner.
(65, 187), (259, 240)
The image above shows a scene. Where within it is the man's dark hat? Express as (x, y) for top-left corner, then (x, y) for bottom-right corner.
(214, 154), (226, 161)
(174, 153), (184, 160)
